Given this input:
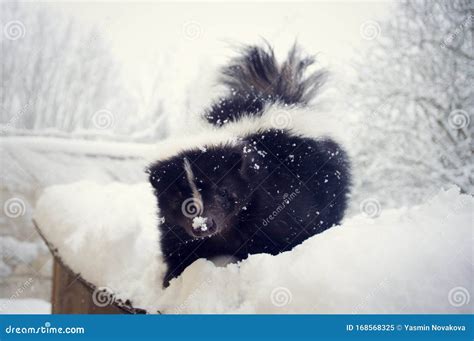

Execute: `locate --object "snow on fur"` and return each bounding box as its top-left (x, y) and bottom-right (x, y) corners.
top-left (34, 183), bottom-right (473, 314)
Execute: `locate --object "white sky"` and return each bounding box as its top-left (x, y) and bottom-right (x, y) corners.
top-left (35, 1), bottom-right (393, 130)
top-left (45, 1), bottom-right (392, 87)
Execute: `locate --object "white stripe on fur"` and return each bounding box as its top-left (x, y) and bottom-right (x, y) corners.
top-left (183, 157), bottom-right (203, 209)
top-left (148, 104), bottom-right (346, 162)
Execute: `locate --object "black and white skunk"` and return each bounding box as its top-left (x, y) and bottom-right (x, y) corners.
top-left (148, 43), bottom-right (351, 287)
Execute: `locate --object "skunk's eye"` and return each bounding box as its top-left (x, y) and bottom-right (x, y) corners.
top-left (218, 188), bottom-right (228, 197)
top-left (172, 199), bottom-right (182, 210)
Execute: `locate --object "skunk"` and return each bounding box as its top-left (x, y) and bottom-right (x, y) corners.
top-left (148, 43), bottom-right (351, 287)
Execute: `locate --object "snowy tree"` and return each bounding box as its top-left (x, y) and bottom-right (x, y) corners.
top-left (0, 2), bottom-right (165, 140)
top-left (350, 0), bottom-right (473, 207)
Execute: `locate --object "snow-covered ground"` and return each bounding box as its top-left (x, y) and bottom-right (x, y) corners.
top-left (0, 136), bottom-right (153, 303)
top-left (34, 182), bottom-right (473, 314)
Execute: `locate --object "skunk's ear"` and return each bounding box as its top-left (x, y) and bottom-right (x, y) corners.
top-left (240, 155), bottom-right (252, 179)
top-left (230, 149), bottom-right (253, 179)
top-left (228, 150), bottom-right (243, 168)
top-left (227, 149), bottom-right (247, 177)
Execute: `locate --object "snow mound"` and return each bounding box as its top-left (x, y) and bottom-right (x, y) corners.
top-left (34, 181), bottom-right (164, 313)
top-left (34, 183), bottom-right (473, 314)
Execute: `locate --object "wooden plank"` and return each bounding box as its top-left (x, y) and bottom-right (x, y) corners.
top-left (35, 220), bottom-right (149, 314)
top-left (51, 259), bottom-right (124, 314)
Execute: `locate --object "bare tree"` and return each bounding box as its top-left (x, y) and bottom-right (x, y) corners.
top-left (350, 0), bottom-right (473, 206)
top-left (0, 2), bottom-right (166, 140)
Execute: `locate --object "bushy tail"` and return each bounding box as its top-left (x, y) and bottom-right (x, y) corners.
top-left (205, 42), bottom-right (327, 126)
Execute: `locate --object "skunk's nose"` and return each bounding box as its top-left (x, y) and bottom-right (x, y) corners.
top-left (192, 218), bottom-right (218, 238)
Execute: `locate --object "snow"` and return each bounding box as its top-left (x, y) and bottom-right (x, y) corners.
top-left (0, 136), bottom-right (155, 193)
top-left (0, 237), bottom-right (46, 277)
top-left (34, 183), bottom-right (473, 314)
top-left (192, 217), bottom-right (208, 232)
top-left (1, 135), bottom-right (157, 159)
top-left (34, 182), bottom-right (164, 313)
top-left (0, 299), bottom-right (51, 314)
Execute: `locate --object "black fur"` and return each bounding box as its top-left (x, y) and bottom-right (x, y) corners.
top-left (205, 43), bottom-right (327, 126)
top-left (148, 43), bottom-right (350, 287)
top-left (148, 130), bottom-right (350, 287)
